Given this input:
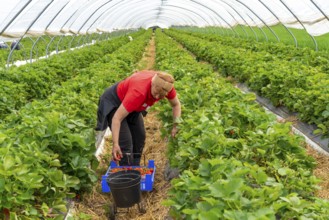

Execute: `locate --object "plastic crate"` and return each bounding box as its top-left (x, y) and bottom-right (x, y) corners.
top-left (101, 160), bottom-right (155, 193)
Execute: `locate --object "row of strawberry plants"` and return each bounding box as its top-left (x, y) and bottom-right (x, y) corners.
top-left (179, 28), bottom-right (329, 72)
top-left (166, 29), bottom-right (329, 138)
top-left (154, 30), bottom-right (329, 219)
top-left (0, 30), bottom-right (151, 219)
top-left (0, 31), bottom-right (144, 120)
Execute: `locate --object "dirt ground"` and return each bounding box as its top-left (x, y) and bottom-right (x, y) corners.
top-left (71, 34), bottom-right (329, 220)
top-left (306, 146), bottom-right (329, 198)
top-left (72, 110), bottom-right (170, 220)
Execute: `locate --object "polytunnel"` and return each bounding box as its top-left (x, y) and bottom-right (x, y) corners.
top-left (1, 0), bottom-right (329, 37)
top-left (1, 0), bottom-right (329, 219)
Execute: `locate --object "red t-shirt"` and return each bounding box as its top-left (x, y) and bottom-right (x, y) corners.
top-left (116, 71), bottom-right (176, 113)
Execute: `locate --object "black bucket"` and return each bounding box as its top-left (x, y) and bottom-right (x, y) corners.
top-left (107, 170), bottom-right (142, 208)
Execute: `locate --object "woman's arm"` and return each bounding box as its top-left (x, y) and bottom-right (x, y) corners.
top-left (111, 104), bottom-right (129, 160)
top-left (168, 96), bottom-right (181, 137)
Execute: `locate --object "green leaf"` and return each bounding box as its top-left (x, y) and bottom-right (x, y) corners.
top-left (162, 199), bottom-right (176, 206)
top-left (199, 211), bottom-right (219, 220)
top-left (53, 204), bottom-right (67, 213)
top-left (187, 147), bottom-right (198, 156)
top-left (322, 110), bottom-right (329, 118)
top-left (196, 201), bottom-right (212, 211)
top-left (0, 177), bottom-right (5, 193)
top-left (0, 133), bottom-right (7, 144)
top-left (289, 196), bottom-right (301, 206)
top-left (199, 161), bottom-right (211, 177)
top-left (182, 208), bottom-right (198, 215)
top-left (210, 178), bottom-right (243, 198)
top-left (50, 159), bottom-right (61, 167)
top-left (201, 197), bottom-right (219, 206)
top-left (41, 203), bottom-right (50, 217)
top-left (200, 113), bottom-right (209, 123)
top-left (29, 207), bottom-right (38, 216)
top-left (250, 169), bottom-right (268, 183)
top-left (278, 168), bottom-right (290, 176)
top-left (15, 165), bottom-right (30, 175)
top-left (3, 156), bottom-right (15, 170)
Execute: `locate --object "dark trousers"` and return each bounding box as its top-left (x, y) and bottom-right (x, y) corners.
top-left (108, 110), bottom-right (145, 166)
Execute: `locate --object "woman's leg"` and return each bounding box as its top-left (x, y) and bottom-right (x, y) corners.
top-left (108, 110), bottom-right (134, 165)
top-left (128, 113), bottom-right (146, 165)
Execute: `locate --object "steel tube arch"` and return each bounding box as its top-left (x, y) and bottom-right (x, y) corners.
top-left (237, 0), bottom-right (280, 42)
top-left (30, 36), bottom-right (41, 63)
top-left (98, 2), bottom-right (198, 30)
top-left (236, 0), bottom-right (279, 42)
top-left (126, 5), bottom-right (209, 26)
top-left (7, 0), bottom-right (54, 68)
top-left (212, 0), bottom-right (260, 39)
top-left (84, 2), bottom-right (209, 35)
top-left (233, 1), bottom-right (268, 41)
top-left (46, 35), bottom-right (56, 57)
top-left (217, 0), bottom-right (251, 38)
top-left (95, 0), bottom-right (203, 30)
top-left (126, 11), bottom-right (197, 29)
top-left (279, 0), bottom-right (318, 50)
top-left (190, 0), bottom-right (238, 37)
top-left (310, 0), bottom-right (329, 22)
top-left (0, 0), bottom-right (32, 35)
top-left (131, 13), bottom-right (194, 30)
top-left (258, 0), bottom-right (298, 47)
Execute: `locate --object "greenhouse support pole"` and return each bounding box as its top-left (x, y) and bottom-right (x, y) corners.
top-left (102, 33), bottom-right (107, 41)
top-left (45, 1), bottom-right (70, 31)
top-left (258, 0), bottom-right (298, 47)
top-left (97, 33), bottom-right (102, 42)
top-left (0, 0), bottom-right (32, 35)
top-left (73, 0), bottom-right (114, 39)
top-left (105, 5), bottom-right (205, 34)
top-left (224, 10), bottom-right (248, 38)
top-left (223, 0), bottom-right (260, 41)
top-left (234, 0), bottom-right (268, 41)
top-left (166, 5), bottom-right (214, 28)
top-left (219, 0), bottom-right (254, 39)
top-left (279, 0), bottom-right (318, 51)
top-left (6, 38), bottom-right (24, 68)
top-left (83, 34), bottom-right (91, 46)
top-left (46, 36), bottom-right (56, 58)
top-left (77, 35), bottom-right (87, 46)
top-left (30, 36), bottom-right (42, 63)
top-left (56, 35), bottom-right (65, 54)
top-left (68, 35), bottom-right (76, 49)
top-left (208, 0), bottom-right (245, 37)
top-left (213, 26), bottom-right (226, 36)
top-left (310, 0), bottom-right (329, 21)
top-left (191, 0), bottom-right (239, 37)
top-left (124, 1), bottom-right (206, 33)
top-left (104, 2), bottom-right (204, 35)
top-left (56, 0), bottom-right (91, 46)
top-left (7, 0), bottom-right (54, 68)
top-left (219, 7), bottom-right (243, 38)
top-left (236, 0), bottom-right (280, 42)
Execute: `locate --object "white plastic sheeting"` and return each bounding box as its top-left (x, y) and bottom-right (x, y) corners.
top-left (0, 0), bottom-right (329, 39)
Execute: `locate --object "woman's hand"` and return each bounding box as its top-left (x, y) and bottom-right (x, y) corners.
top-left (171, 125), bottom-right (178, 138)
top-left (112, 144), bottom-right (122, 161)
